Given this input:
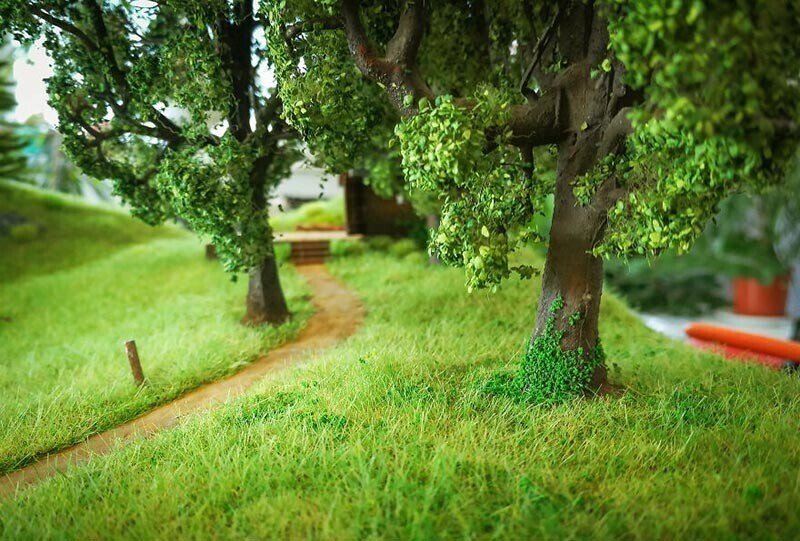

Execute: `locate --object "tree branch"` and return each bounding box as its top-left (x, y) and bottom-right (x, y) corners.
top-left (506, 88), bottom-right (569, 147)
top-left (519, 5), bottom-right (561, 101)
top-left (29, 5), bottom-right (100, 54)
top-left (385, 0), bottom-right (426, 64)
top-left (84, 0), bottom-right (185, 144)
top-left (772, 117), bottom-right (798, 136)
top-left (341, 0), bottom-right (380, 68)
top-left (341, 0), bottom-right (433, 115)
top-left (284, 16), bottom-right (343, 40)
top-left (598, 106), bottom-right (632, 157)
top-left (31, 3), bottom-right (183, 143)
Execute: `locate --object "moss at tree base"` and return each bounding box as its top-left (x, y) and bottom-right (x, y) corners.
top-left (486, 297), bottom-right (606, 405)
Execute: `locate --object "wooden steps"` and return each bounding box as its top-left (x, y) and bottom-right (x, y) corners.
top-left (289, 239), bottom-right (330, 265)
top-left (273, 230), bottom-right (362, 266)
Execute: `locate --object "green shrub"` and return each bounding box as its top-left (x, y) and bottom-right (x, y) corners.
top-left (9, 223), bottom-right (39, 242)
top-left (388, 238), bottom-right (418, 258)
top-left (273, 242), bottom-right (291, 263)
top-left (366, 235), bottom-right (393, 252)
top-left (330, 239), bottom-right (365, 257)
top-left (270, 197), bottom-right (345, 232)
top-left (403, 251), bottom-right (427, 265)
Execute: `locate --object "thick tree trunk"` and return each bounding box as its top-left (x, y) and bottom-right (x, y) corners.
top-left (531, 138), bottom-right (610, 392)
top-left (242, 254), bottom-right (291, 326)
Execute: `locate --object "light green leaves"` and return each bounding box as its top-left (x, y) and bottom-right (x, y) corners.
top-left (395, 88), bottom-right (546, 290)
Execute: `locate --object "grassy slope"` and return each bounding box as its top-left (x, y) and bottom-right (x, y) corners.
top-left (0, 182), bottom-right (311, 472)
top-left (2, 252), bottom-right (799, 539)
top-left (270, 196), bottom-right (345, 232)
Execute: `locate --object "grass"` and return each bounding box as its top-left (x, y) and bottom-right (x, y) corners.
top-left (0, 181), bottom-right (181, 282)
top-left (2, 252), bottom-right (799, 539)
top-left (0, 181), bottom-right (312, 473)
top-left (270, 196), bottom-right (345, 232)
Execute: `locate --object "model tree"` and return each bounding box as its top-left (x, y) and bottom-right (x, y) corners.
top-left (264, 0), bottom-right (800, 400)
top-left (1, 1), bottom-right (299, 325)
top-left (0, 47), bottom-right (26, 182)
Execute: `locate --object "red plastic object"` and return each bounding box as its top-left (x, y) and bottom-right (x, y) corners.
top-left (688, 338), bottom-right (787, 369)
top-left (686, 323), bottom-right (800, 362)
top-left (732, 276), bottom-right (788, 316)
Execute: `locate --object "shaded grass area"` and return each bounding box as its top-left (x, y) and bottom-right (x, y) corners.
top-left (2, 254), bottom-right (800, 539)
top-left (0, 181), bottom-right (183, 282)
top-left (0, 183), bottom-right (311, 473)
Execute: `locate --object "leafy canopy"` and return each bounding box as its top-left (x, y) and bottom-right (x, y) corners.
top-left (0, 47), bottom-right (26, 182)
top-left (1, 1), bottom-right (299, 273)
top-left (264, 0), bottom-right (800, 289)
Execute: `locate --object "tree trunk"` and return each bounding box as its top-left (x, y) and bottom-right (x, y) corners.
top-left (426, 213), bottom-right (441, 266)
top-left (530, 138), bottom-right (610, 392)
top-left (242, 254), bottom-right (291, 326)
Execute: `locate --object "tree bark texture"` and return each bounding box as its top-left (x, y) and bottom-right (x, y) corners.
top-left (242, 255), bottom-right (291, 326)
top-left (532, 135), bottom-right (610, 391)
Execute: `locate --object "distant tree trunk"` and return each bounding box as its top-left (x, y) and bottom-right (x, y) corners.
top-left (531, 137), bottom-right (610, 391)
top-left (426, 213), bottom-right (441, 265)
top-left (242, 254), bottom-right (291, 326)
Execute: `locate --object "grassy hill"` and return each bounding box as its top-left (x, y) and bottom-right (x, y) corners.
top-left (0, 181), bottom-right (311, 473)
top-left (2, 248), bottom-right (799, 539)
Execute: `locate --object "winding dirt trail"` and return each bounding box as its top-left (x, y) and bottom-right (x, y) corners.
top-left (0, 264), bottom-right (363, 499)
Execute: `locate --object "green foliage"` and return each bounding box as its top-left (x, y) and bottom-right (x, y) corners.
top-left (604, 253), bottom-right (727, 316)
top-left (273, 242), bottom-right (292, 264)
top-left (8, 223), bottom-right (38, 242)
top-left (387, 238), bottom-right (418, 259)
top-left (329, 238), bottom-right (365, 257)
top-left (599, 0), bottom-right (800, 258)
top-left (264, 0), bottom-right (800, 296)
top-left (154, 136), bottom-right (275, 273)
top-left (263, 1), bottom-right (556, 286)
top-left (270, 196), bottom-right (345, 232)
top-left (0, 51), bottom-right (26, 182)
top-left (396, 91), bottom-right (546, 290)
top-left (0, 1), bottom-right (300, 275)
top-left (365, 235), bottom-right (394, 252)
top-left (263, 1), bottom-right (395, 172)
top-left (490, 297), bottom-right (606, 404)
top-left (698, 171), bottom-right (800, 284)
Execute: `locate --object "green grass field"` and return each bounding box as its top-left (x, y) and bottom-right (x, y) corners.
top-left (2, 244), bottom-right (799, 538)
top-left (0, 181), bottom-right (311, 473)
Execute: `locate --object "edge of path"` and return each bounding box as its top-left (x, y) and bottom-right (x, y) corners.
top-left (0, 264), bottom-right (364, 500)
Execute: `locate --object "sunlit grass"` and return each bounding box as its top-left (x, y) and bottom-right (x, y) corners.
top-left (270, 196), bottom-right (345, 232)
top-left (0, 182), bottom-right (311, 473)
top-left (2, 253), bottom-right (799, 539)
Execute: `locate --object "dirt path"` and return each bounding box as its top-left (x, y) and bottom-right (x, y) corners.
top-left (0, 264), bottom-right (363, 499)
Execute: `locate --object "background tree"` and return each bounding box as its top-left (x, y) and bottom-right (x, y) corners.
top-left (264, 0), bottom-right (800, 400)
top-left (1, 0), bottom-right (299, 325)
top-left (0, 45), bottom-right (26, 182)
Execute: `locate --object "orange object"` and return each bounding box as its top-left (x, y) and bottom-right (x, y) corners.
top-left (732, 276), bottom-right (788, 316)
top-left (688, 338), bottom-right (787, 369)
top-left (686, 323), bottom-right (800, 362)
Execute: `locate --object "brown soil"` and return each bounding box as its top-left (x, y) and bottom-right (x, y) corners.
top-left (0, 264), bottom-right (364, 500)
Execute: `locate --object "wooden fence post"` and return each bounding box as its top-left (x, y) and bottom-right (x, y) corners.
top-left (125, 340), bottom-right (145, 386)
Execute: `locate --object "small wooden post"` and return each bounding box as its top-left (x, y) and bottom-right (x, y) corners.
top-left (125, 340), bottom-right (145, 386)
